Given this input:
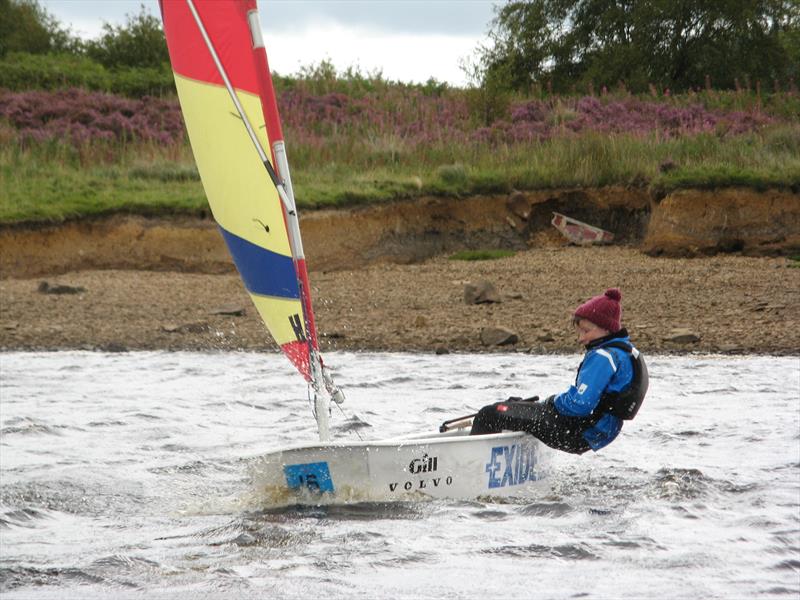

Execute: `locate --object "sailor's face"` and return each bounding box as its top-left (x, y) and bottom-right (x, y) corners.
top-left (574, 318), bottom-right (609, 345)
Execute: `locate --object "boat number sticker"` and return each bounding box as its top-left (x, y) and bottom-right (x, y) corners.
top-left (485, 444), bottom-right (538, 489)
top-left (284, 461), bottom-right (334, 493)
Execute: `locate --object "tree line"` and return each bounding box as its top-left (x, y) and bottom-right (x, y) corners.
top-left (0, 0), bottom-right (168, 69)
top-left (1, 0), bottom-right (798, 98)
top-left (475, 0), bottom-right (799, 94)
top-left (0, 0), bottom-right (173, 96)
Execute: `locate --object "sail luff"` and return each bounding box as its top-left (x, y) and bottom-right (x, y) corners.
top-left (241, 7), bottom-right (327, 443)
top-left (244, 3), bottom-right (332, 441)
top-left (245, 3), bottom-right (343, 440)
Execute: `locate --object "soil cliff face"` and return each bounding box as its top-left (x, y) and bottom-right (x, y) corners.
top-left (0, 187), bottom-right (797, 279)
top-left (642, 188), bottom-right (800, 256)
top-left (1, 216), bottom-right (231, 278)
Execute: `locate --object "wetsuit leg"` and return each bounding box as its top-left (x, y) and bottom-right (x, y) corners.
top-left (470, 400), bottom-right (591, 455)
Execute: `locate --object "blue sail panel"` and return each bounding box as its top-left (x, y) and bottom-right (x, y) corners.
top-left (219, 227), bottom-right (300, 299)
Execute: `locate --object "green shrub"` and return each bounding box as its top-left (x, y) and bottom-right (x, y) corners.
top-left (108, 64), bottom-right (174, 97)
top-left (0, 52), bottom-right (110, 91)
top-left (83, 6), bottom-right (168, 70)
top-left (0, 51), bottom-right (174, 96)
top-left (437, 163), bottom-right (468, 185)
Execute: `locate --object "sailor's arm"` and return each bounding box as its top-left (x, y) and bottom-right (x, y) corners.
top-left (553, 351), bottom-right (616, 417)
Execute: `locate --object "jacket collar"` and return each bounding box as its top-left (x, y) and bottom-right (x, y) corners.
top-left (585, 328), bottom-right (629, 351)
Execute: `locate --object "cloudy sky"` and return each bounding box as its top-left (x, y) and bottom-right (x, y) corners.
top-left (40, 0), bottom-right (500, 86)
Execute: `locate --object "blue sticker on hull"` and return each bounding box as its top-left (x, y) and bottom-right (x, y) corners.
top-left (485, 444), bottom-right (538, 489)
top-left (284, 461), bottom-right (334, 493)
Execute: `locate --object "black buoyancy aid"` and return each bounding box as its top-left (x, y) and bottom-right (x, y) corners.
top-left (593, 341), bottom-right (649, 420)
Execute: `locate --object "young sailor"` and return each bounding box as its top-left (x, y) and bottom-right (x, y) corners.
top-left (470, 288), bottom-right (648, 454)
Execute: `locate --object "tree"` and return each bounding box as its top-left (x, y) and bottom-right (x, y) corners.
top-left (84, 5), bottom-right (169, 69)
top-left (0, 0), bottom-right (78, 57)
top-left (478, 0), bottom-right (800, 93)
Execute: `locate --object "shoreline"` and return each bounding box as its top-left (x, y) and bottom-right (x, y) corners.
top-left (1, 246), bottom-right (797, 357)
top-left (0, 346), bottom-right (795, 358)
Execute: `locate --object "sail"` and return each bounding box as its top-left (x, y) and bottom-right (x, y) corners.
top-left (159, 0), bottom-right (317, 381)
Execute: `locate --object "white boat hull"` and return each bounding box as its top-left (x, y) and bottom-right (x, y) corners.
top-left (250, 430), bottom-right (548, 506)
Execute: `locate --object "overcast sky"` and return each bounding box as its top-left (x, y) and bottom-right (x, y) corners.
top-left (39, 0), bottom-right (501, 86)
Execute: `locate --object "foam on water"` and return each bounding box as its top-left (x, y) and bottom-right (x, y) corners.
top-left (0, 351), bottom-right (798, 599)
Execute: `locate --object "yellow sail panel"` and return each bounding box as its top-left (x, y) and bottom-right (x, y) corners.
top-left (174, 74), bottom-right (291, 256)
top-left (249, 294), bottom-right (307, 347)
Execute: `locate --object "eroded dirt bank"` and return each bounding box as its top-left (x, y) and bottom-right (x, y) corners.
top-left (2, 187), bottom-right (797, 279)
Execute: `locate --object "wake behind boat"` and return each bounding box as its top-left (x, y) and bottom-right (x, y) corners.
top-left (160, 0), bottom-right (547, 506)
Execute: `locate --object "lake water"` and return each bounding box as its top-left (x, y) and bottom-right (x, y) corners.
top-left (1, 351), bottom-right (798, 599)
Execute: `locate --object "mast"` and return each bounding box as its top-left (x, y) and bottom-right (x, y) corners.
top-left (180, 0), bottom-right (342, 440)
top-left (241, 5), bottom-right (331, 441)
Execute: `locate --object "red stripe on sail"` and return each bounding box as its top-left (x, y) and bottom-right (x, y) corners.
top-left (248, 26), bottom-right (320, 353)
top-left (159, 0), bottom-right (260, 95)
top-left (249, 40), bottom-right (319, 353)
top-left (250, 33), bottom-right (285, 149)
top-left (295, 259), bottom-right (319, 350)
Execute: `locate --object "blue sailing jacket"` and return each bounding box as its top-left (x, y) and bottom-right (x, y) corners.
top-left (553, 333), bottom-right (635, 450)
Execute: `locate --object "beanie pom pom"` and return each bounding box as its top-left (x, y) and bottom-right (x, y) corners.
top-left (604, 288), bottom-right (622, 302)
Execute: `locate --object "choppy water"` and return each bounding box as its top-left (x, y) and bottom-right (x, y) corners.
top-left (0, 351), bottom-right (798, 599)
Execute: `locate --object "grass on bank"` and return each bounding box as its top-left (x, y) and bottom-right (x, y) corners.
top-left (449, 249), bottom-right (517, 261)
top-left (0, 140), bottom-right (207, 222)
top-left (2, 125), bottom-right (799, 224)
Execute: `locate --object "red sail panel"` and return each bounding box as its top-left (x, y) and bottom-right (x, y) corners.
top-left (296, 258), bottom-right (319, 350)
top-left (160, 1), bottom-right (261, 93)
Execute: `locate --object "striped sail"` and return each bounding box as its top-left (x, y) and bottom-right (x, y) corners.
top-left (160, 0), bottom-right (317, 381)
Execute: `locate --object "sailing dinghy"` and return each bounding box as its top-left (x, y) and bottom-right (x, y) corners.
top-left (160, 0), bottom-right (547, 505)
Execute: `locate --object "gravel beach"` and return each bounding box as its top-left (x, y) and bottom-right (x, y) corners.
top-left (2, 246), bottom-right (797, 356)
